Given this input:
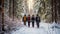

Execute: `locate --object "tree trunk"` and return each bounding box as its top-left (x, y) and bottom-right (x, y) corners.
top-left (51, 0), bottom-right (54, 22)
top-left (13, 0), bottom-right (14, 21)
top-left (54, 0), bottom-right (57, 23)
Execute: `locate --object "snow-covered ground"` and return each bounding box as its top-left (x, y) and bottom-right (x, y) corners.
top-left (5, 21), bottom-right (60, 34)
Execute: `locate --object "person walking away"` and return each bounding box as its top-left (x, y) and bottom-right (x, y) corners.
top-left (23, 15), bottom-right (27, 25)
top-left (36, 14), bottom-right (40, 28)
top-left (31, 15), bottom-right (35, 27)
top-left (27, 15), bottom-right (30, 27)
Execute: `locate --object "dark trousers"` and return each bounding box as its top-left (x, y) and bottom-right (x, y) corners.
top-left (36, 22), bottom-right (39, 28)
top-left (28, 21), bottom-right (30, 27)
top-left (32, 22), bottom-right (34, 27)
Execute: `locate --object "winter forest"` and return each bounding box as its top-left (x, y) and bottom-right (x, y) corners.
top-left (0, 0), bottom-right (60, 34)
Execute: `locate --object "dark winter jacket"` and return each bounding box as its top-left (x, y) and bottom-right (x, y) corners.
top-left (31, 16), bottom-right (35, 22)
top-left (36, 16), bottom-right (40, 23)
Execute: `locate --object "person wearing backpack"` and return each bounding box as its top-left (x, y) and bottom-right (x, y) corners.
top-left (27, 14), bottom-right (31, 27)
top-left (36, 14), bottom-right (40, 28)
top-left (23, 14), bottom-right (27, 25)
top-left (31, 15), bottom-right (35, 27)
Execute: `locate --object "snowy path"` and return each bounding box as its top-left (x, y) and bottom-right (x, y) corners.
top-left (4, 15), bottom-right (60, 34)
top-left (10, 22), bottom-right (60, 34)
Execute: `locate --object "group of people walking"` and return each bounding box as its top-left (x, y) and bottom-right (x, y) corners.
top-left (22, 14), bottom-right (40, 28)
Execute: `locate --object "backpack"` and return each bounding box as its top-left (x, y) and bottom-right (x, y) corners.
top-left (28, 16), bottom-right (30, 21)
top-left (24, 16), bottom-right (26, 21)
